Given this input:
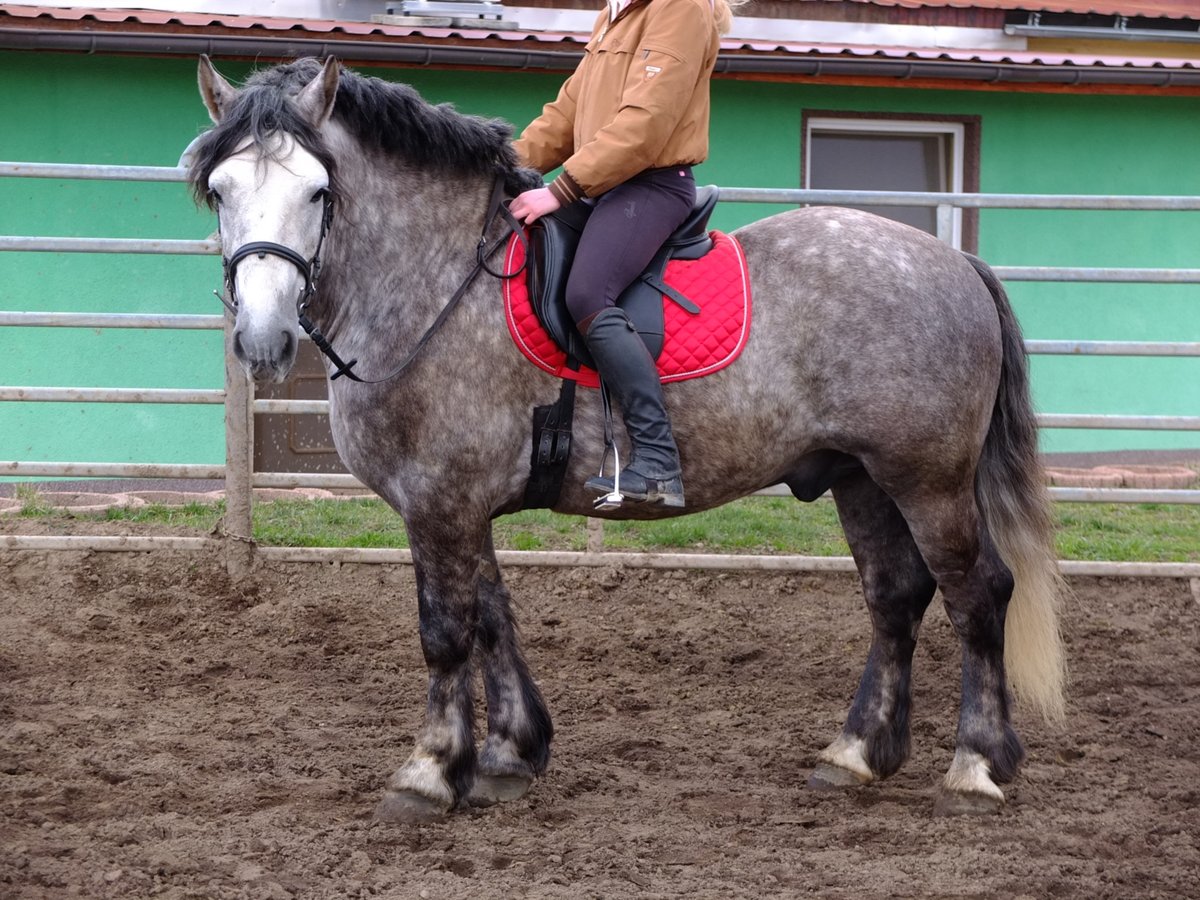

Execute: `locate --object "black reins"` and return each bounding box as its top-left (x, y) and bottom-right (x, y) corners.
top-left (218, 174), bottom-right (525, 384)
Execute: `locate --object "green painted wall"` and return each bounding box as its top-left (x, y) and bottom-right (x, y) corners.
top-left (2, 51), bottom-right (1198, 470)
top-left (0, 53), bottom-right (224, 471)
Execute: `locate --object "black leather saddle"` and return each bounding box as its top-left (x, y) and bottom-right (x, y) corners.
top-left (524, 185), bottom-right (719, 369)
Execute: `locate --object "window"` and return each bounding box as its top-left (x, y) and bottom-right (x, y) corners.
top-left (803, 114), bottom-right (979, 251)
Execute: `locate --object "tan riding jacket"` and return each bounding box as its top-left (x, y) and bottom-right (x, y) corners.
top-left (513, 0), bottom-right (720, 203)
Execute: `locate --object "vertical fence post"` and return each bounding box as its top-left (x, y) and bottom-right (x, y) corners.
top-left (936, 203), bottom-right (955, 245)
top-left (586, 517), bottom-right (605, 554)
top-left (223, 317), bottom-right (255, 579)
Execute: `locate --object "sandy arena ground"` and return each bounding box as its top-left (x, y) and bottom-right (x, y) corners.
top-left (1, 532), bottom-right (1198, 898)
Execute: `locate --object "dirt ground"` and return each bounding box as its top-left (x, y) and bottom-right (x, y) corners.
top-left (1, 535), bottom-right (1198, 899)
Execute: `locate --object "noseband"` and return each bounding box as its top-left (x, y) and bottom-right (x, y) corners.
top-left (219, 191), bottom-right (333, 316)
top-left (218, 193), bottom-right (362, 378)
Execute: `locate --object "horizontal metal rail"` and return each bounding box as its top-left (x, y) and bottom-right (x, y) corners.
top-left (8, 235), bottom-right (1200, 284)
top-left (252, 482), bottom-right (1200, 504)
top-left (0, 462), bottom-right (367, 490)
top-left (2, 461), bottom-right (225, 479)
top-left (254, 399), bottom-right (329, 415)
top-left (4, 315), bottom-right (1195, 357)
top-left (1025, 341), bottom-right (1200, 357)
top-left (764, 483), bottom-right (1200, 504)
top-left (0, 387), bottom-right (224, 404)
top-left (0, 311), bottom-right (224, 329)
top-left (0, 236), bottom-right (219, 255)
top-left (717, 187), bottom-right (1200, 211)
top-left (2, 535), bottom-right (1197, 579)
top-left (251, 398), bottom-right (1200, 433)
top-left (4, 165), bottom-right (1197, 210)
top-left (1039, 414), bottom-right (1200, 430)
top-left (0, 162), bottom-right (187, 182)
top-left (3, 460), bottom-right (1194, 504)
top-left (995, 267), bottom-right (1200, 283)
top-left (253, 472), bottom-right (366, 489)
top-left (1048, 487), bottom-right (1200, 504)
top-left (1, 536), bottom-right (221, 552)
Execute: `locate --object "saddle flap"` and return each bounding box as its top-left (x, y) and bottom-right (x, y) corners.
top-left (527, 212), bottom-right (583, 357)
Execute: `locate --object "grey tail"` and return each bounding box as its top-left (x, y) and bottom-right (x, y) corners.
top-left (964, 253), bottom-right (1067, 724)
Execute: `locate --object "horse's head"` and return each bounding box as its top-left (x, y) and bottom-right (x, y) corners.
top-left (192, 56), bottom-right (340, 384)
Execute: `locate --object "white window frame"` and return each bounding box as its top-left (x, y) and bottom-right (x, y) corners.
top-left (805, 117), bottom-right (966, 249)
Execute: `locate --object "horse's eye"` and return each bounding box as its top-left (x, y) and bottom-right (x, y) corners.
top-left (207, 189), bottom-right (222, 207)
top-left (311, 188), bottom-right (329, 204)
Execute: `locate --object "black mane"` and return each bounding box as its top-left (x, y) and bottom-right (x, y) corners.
top-left (188, 58), bottom-right (538, 208)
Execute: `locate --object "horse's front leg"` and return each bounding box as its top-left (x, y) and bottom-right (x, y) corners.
top-left (375, 519), bottom-right (486, 823)
top-left (469, 531), bottom-right (554, 806)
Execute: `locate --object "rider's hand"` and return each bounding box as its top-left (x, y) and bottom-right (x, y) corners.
top-left (509, 187), bottom-right (561, 225)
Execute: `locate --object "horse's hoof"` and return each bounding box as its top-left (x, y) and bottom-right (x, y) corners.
top-left (933, 789), bottom-right (1004, 817)
top-left (467, 773), bottom-right (534, 807)
top-left (807, 762), bottom-right (869, 790)
top-left (373, 789), bottom-right (451, 824)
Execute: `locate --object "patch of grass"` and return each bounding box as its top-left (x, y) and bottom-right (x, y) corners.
top-left (493, 508), bottom-right (588, 552)
top-left (105, 500), bottom-right (226, 530)
top-left (15, 484), bottom-right (52, 516)
top-left (253, 498), bottom-right (408, 548)
top-left (13, 492), bottom-right (1200, 563)
top-left (604, 497), bottom-right (850, 555)
top-left (1053, 503), bottom-right (1200, 563)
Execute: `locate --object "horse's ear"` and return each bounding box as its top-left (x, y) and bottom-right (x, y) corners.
top-left (295, 57), bottom-right (340, 128)
top-left (198, 55), bottom-right (239, 124)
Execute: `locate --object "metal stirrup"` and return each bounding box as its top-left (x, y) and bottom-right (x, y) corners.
top-left (593, 379), bottom-right (624, 510)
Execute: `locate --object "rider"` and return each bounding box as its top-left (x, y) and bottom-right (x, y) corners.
top-left (509, 0), bottom-right (736, 508)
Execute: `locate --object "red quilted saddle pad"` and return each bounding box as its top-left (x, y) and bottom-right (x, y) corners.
top-left (502, 230), bottom-right (752, 388)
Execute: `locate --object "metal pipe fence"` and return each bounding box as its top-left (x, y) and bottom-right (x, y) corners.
top-left (2, 160), bottom-right (1197, 577)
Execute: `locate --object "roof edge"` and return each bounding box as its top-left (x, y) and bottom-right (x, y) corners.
top-left (0, 16), bottom-right (1197, 89)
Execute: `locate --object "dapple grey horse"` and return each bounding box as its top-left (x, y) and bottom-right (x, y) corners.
top-left (189, 56), bottom-right (1064, 820)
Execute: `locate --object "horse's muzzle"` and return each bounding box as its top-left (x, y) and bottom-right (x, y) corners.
top-left (232, 325), bottom-right (297, 384)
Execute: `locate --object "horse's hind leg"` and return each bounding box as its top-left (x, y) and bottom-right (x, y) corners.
top-left (469, 532), bottom-right (554, 806)
top-left (895, 482), bottom-right (1024, 815)
top-left (811, 470), bottom-right (938, 789)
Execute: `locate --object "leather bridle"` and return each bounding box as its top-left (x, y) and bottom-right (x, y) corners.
top-left (219, 190), bottom-right (334, 318)
top-left (216, 175), bottom-right (523, 384)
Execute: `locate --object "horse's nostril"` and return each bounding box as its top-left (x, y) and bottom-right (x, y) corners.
top-left (280, 329), bottom-right (295, 361)
top-left (232, 330), bottom-right (246, 360)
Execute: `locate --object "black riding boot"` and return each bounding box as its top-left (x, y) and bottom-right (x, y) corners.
top-left (582, 307), bottom-right (685, 508)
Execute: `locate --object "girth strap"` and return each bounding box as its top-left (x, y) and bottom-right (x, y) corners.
top-left (522, 376), bottom-right (577, 510)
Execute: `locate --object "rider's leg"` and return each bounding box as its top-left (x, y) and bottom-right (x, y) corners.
top-left (581, 306), bottom-right (685, 506)
top-left (564, 167), bottom-right (695, 506)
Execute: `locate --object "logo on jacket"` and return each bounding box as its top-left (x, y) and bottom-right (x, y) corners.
top-left (644, 65), bottom-right (662, 79)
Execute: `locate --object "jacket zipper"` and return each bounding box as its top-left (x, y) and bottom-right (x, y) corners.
top-left (597, 0), bottom-right (645, 46)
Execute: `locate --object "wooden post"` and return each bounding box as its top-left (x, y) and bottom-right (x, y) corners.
top-left (586, 516), bottom-right (605, 555)
top-left (223, 319), bottom-right (255, 579)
